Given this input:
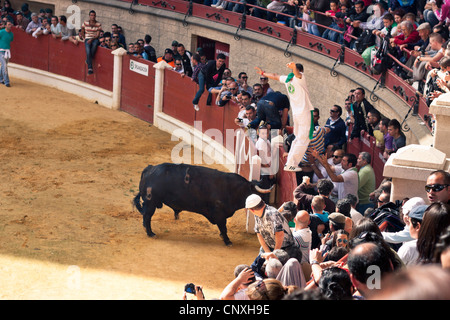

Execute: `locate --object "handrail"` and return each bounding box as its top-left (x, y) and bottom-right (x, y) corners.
top-left (94, 0), bottom-right (431, 131)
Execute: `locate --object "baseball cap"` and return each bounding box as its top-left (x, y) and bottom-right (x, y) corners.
top-left (328, 212), bottom-right (346, 225)
top-left (402, 197), bottom-right (426, 216)
top-left (408, 205), bottom-right (428, 221)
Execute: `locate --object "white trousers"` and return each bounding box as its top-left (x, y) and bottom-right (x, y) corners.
top-left (285, 113), bottom-right (310, 167)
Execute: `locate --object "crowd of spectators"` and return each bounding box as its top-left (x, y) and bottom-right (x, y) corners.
top-left (3, 0), bottom-right (449, 301)
top-left (185, 170), bottom-right (450, 300)
top-left (199, 0), bottom-right (450, 106)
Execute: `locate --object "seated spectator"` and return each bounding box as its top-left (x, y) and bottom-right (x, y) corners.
top-left (389, 20), bottom-right (420, 61)
top-left (359, 1), bottom-right (387, 33)
top-left (192, 53), bottom-right (226, 111)
top-left (424, 55), bottom-right (450, 105)
top-left (373, 13), bottom-right (397, 46)
top-left (80, 10), bottom-right (102, 75)
top-left (423, 0), bottom-right (440, 28)
top-left (14, 11), bottom-right (29, 31)
top-left (409, 32), bottom-right (445, 88)
top-left (322, 0), bottom-right (347, 43)
top-left (324, 104), bottom-right (346, 149)
top-left (59, 15), bottom-right (78, 45)
top-left (344, 1), bottom-right (370, 48)
top-left (387, 119), bottom-right (406, 153)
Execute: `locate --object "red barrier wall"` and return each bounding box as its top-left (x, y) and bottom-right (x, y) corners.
top-left (10, 29), bottom-right (113, 92)
top-left (121, 55), bottom-right (155, 123)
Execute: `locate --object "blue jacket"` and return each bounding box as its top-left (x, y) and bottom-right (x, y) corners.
top-left (324, 117), bottom-right (347, 147)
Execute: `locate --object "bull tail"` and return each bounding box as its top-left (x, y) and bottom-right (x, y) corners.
top-left (133, 192), bottom-right (144, 214)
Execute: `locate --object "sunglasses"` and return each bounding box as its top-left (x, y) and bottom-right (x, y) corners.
top-left (333, 155), bottom-right (342, 159)
top-left (425, 184), bottom-right (448, 193)
top-left (260, 77), bottom-right (268, 80)
top-left (337, 239), bottom-right (348, 244)
top-left (330, 109), bottom-right (339, 113)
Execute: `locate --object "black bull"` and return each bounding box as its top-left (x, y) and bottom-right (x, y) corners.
top-left (133, 163), bottom-right (273, 246)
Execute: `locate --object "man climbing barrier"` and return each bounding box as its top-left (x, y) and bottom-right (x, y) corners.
top-left (255, 62), bottom-right (315, 172)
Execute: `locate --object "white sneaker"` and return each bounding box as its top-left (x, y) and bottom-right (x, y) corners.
top-left (284, 165), bottom-right (302, 172)
top-left (211, 4), bottom-right (217, 7)
top-left (194, 104), bottom-right (200, 111)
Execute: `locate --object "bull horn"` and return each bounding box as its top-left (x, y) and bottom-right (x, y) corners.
top-left (255, 185), bottom-right (274, 194)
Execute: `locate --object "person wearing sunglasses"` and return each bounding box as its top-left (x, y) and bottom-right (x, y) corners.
top-left (324, 105), bottom-right (347, 150)
top-left (425, 170), bottom-right (450, 204)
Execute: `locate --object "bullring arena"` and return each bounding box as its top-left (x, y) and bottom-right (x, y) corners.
top-left (0, 78), bottom-right (260, 300)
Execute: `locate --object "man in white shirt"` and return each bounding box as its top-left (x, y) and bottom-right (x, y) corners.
top-left (292, 210), bottom-right (312, 263)
top-left (255, 62), bottom-right (315, 172)
top-left (312, 150), bottom-right (359, 201)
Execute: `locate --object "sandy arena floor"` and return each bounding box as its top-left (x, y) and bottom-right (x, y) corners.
top-left (0, 77), bottom-right (260, 300)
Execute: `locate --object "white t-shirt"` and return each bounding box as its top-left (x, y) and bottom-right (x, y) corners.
top-left (255, 138), bottom-right (272, 176)
top-left (292, 228), bottom-right (312, 263)
top-left (337, 168), bottom-right (359, 201)
top-left (279, 75), bottom-right (314, 116)
top-left (398, 239), bottom-right (419, 266)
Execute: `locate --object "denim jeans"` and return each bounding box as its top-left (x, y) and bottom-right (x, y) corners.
top-left (0, 51), bottom-right (10, 86)
top-left (192, 72), bottom-right (206, 105)
top-left (322, 23), bottom-right (344, 43)
top-left (85, 38), bottom-right (100, 70)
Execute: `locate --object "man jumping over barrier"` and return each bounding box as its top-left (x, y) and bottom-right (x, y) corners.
top-left (255, 62), bottom-right (315, 172)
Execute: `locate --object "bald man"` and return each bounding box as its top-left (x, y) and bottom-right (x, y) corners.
top-left (292, 210), bottom-right (312, 263)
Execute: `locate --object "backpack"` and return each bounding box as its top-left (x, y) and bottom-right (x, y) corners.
top-left (354, 29), bottom-right (376, 54)
top-left (370, 39), bottom-right (390, 75)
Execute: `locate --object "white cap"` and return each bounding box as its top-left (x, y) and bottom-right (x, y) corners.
top-left (245, 194), bottom-right (262, 209)
top-left (402, 197), bottom-right (426, 216)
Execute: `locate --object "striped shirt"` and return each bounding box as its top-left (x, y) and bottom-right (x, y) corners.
top-left (82, 20), bottom-right (101, 39)
top-left (302, 126), bottom-right (326, 164)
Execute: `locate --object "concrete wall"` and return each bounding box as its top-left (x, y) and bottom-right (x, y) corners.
top-left (11, 0), bottom-right (431, 145)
